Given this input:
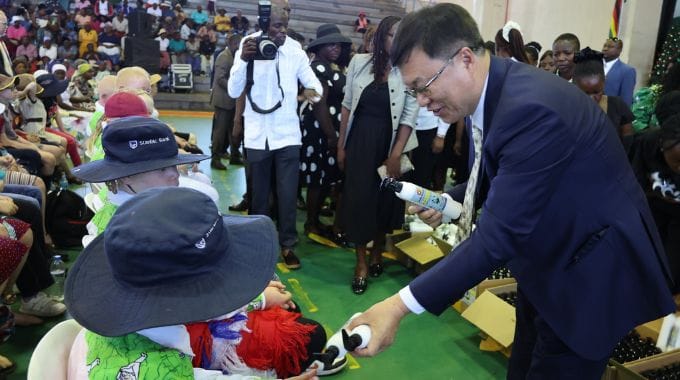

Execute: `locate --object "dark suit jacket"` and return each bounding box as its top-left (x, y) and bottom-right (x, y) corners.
top-left (604, 59), bottom-right (636, 106)
top-left (410, 57), bottom-right (674, 360)
top-left (210, 48), bottom-right (236, 110)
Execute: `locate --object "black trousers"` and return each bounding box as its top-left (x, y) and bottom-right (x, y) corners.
top-left (410, 128), bottom-right (439, 188)
top-left (5, 147), bottom-right (42, 175)
top-left (9, 196), bottom-right (53, 298)
top-left (211, 107), bottom-right (237, 157)
top-left (507, 289), bottom-right (608, 379)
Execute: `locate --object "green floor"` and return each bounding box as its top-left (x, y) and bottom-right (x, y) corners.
top-left (2, 116), bottom-right (507, 379)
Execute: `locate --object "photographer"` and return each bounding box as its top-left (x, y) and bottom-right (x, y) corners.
top-left (228, 1), bottom-right (322, 269)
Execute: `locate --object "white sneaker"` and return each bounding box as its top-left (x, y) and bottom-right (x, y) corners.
top-left (19, 292), bottom-right (67, 317)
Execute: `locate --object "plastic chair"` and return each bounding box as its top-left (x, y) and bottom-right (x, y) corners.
top-left (27, 319), bottom-right (83, 380)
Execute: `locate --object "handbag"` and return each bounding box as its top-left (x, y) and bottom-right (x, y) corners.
top-left (376, 154), bottom-right (414, 180)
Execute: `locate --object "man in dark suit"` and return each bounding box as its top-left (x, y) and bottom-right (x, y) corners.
top-left (603, 37), bottom-right (636, 106)
top-left (209, 34), bottom-right (242, 169)
top-left (348, 4), bottom-right (674, 378)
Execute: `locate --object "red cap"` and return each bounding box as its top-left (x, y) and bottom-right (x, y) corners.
top-left (105, 92), bottom-right (148, 119)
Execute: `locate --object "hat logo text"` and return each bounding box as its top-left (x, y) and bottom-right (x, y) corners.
top-left (129, 140), bottom-right (138, 149)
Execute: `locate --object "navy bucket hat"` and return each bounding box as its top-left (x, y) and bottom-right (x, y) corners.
top-left (72, 116), bottom-right (209, 182)
top-left (65, 187), bottom-right (279, 336)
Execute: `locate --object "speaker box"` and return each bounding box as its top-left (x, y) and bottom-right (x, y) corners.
top-left (128, 10), bottom-right (153, 38)
top-left (124, 37), bottom-right (160, 74)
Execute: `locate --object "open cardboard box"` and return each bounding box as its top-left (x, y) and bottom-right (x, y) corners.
top-left (453, 276), bottom-right (516, 314)
top-left (461, 283), bottom-right (517, 356)
top-left (601, 315), bottom-right (677, 380)
top-left (392, 233), bottom-right (453, 275)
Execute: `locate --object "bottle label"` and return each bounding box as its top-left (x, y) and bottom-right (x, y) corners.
top-left (412, 187), bottom-right (446, 212)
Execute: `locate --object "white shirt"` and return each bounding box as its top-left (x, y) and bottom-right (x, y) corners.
top-left (399, 74), bottom-right (489, 315)
top-left (155, 36), bottom-right (169, 52)
top-left (39, 44), bottom-right (58, 60)
top-left (98, 0), bottom-right (110, 16)
top-left (146, 6), bottom-right (162, 17)
top-left (112, 17), bottom-right (128, 34)
top-left (228, 32), bottom-right (322, 150)
top-left (603, 57), bottom-right (619, 76)
top-left (414, 107), bottom-right (449, 137)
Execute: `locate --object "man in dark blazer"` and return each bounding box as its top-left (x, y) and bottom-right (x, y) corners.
top-left (603, 37), bottom-right (636, 106)
top-left (209, 34), bottom-right (241, 169)
top-left (348, 4), bottom-right (674, 378)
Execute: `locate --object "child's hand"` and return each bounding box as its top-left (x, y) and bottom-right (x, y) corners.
top-left (264, 281), bottom-right (296, 310)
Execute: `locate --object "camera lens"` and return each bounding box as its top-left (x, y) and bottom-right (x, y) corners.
top-left (259, 40), bottom-right (278, 59)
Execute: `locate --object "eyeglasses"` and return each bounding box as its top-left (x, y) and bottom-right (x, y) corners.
top-left (404, 45), bottom-right (468, 98)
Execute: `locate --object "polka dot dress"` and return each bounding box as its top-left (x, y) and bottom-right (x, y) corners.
top-left (0, 217), bottom-right (29, 284)
top-left (299, 60), bottom-right (346, 187)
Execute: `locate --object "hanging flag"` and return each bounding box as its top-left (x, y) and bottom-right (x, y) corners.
top-left (609, 0), bottom-right (623, 38)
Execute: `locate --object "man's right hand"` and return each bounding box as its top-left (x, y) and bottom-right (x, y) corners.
top-left (240, 37), bottom-right (257, 61)
top-left (407, 205), bottom-right (443, 229)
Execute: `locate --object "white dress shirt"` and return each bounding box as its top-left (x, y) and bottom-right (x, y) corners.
top-left (400, 74), bottom-right (489, 314)
top-left (228, 32), bottom-right (322, 150)
top-left (414, 106), bottom-right (450, 137)
top-left (603, 58), bottom-right (619, 76)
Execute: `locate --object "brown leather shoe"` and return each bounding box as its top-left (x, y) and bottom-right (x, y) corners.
top-left (281, 248), bottom-right (301, 269)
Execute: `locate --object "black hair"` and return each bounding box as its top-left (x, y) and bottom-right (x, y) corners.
top-left (553, 33), bottom-right (581, 51)
top-left (391, 3), bottom-right (484, 68)
top-left (371, 15), bottom-right (401, 82)
top-left (525, 41), bottom-right (541, 62)
top-left (655, 90), bottom-right (680, 126)
top-left (660, 113), bottom-right (680, 151)
top-left (494, 28), bottom-right (529, 63)
top-left (484, 40), bottom-right (495, 56)
top-left (540, 50), bottom-right (553, 62)
top-left (661, 63), bottom-right (680, 95)
top-left (573, 47), bottom-right (604, 81)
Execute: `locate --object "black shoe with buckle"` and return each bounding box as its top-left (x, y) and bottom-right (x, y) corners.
top-left (281, 249), bottom-right (301, 269)
top-left (210, 158), bottom-right (227, 170)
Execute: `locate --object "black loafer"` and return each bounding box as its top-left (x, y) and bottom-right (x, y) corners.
top-left (281, 249), bottom-right (301, 270)
top-left (228, 199), bottom-right (248, 212)
top-left (351, 276), bottom-right (367, 294)
top-left (369, 263), bottom-right (384, 277)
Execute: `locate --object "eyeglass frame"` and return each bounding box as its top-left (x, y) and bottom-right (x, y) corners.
top-left (404, 45), bottom-right (471, 98)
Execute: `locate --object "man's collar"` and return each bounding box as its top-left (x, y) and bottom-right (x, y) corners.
top-left (471, 73), bottom-right (489, 130)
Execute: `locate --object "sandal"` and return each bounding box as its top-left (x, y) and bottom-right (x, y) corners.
top-left (0, 355), bottom-right (16, 376)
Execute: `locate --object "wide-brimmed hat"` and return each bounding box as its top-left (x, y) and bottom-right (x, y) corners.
top-left (71, 116), bottom-right (209, 182)
top-left (65, 187), bottom-right (278, 337)
top-left (34, 73), bottom-right (68, 98)
top-left (307, 24), bottom-right (351, 51)
top-left (14, 73), bottom-right (44, 95)
top-left (0, 74), bottom-right (18, 91)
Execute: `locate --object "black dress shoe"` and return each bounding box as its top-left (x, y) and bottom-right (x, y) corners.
top-left (229, 156), bottom-right (244, 165)
top-left (210, 158), bottom-right (227, 170)
top-left (281, 249), bottom-right (301, 269)
top-left (228, 199), bottom-right (248, 212)
top-left (352, 277), bottom-right (367, 294)
top-left (369, 263), bottom-right (384, 277)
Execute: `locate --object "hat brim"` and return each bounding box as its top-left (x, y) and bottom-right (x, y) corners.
top-left (38, 78), bottom-right (69, 98)
top-left (0, 76), bottom-right (19, 91)
top-left (72, 153), bottom-right (209, 182)
top-left (307, 34), bottom-right (352, 51)
top-left (65, 214), bottom-right (278, 337)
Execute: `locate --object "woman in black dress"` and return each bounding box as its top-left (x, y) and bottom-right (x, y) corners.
top-left (338, 16), bottom-right (417, 294)
top-left (573, 48), bottom-right (634, 139)
top-left (299, 24), bottom-right (351, 238)
top-left (626, 104), bottom-right (680, 292)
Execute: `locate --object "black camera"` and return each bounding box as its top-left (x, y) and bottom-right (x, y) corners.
top-left (254, 0), bottom-right (277, 60)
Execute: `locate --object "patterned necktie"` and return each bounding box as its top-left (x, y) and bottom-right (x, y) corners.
top-left (455, 124), bottom-right (482, 244)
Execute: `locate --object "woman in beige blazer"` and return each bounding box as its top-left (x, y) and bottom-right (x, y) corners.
top-left (337, 16), bottom-right (418, 295)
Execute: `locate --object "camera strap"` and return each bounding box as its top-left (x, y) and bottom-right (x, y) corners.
top-left (245, 57), bottom-right (284, 114)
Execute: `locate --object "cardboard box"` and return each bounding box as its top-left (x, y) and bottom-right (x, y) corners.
top-left (462, 283), bottom-right (517, 352)
top-left (607, 350), bottom-right (680, 380)
top-left (392, 234), bottom-right (452, 274)
top-left (453, 276), bottom-right (517, 314)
